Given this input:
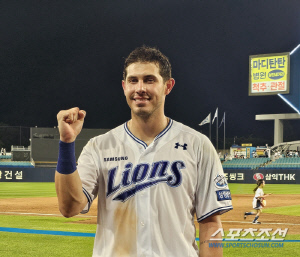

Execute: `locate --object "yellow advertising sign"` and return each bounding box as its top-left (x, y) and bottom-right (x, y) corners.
top-left (249, 52), bottom-right (290, 95)
top-left (256, 149), bottom-right (266, 156)
top-left (241, 143), bottom-right (252, 146)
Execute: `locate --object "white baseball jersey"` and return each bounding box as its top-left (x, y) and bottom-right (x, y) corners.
top-left (77, 119), bottom-right (232, 257)
top-left (253, 188), bottom-right (264, 209)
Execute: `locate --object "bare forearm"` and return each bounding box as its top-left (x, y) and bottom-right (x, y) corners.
top-left (199, 214), bottom-right (223, 257)
top-left (55, 108), bottom-right (88, 217)
top-left (263, 193), bottom-right (271, 197)
top-left (257, 193), bottom-right (271, 199)
top-left (55, 170), bottom-right (87, 217)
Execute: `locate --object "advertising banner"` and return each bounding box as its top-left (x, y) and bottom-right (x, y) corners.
top-left (249, 52), bottom-right (290, 95)
top-left (224, 169), bottom-right (299, 184)
top-left (0, 168), bottom-right (55, 182)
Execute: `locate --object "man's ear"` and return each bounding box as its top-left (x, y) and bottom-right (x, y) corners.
top-left (165, 78), bottom-right (175, 95)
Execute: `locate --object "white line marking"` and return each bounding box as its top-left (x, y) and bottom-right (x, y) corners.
top-left (221, 220), bottom-right (300, 226)
top-left (193, 218), bottom-right (300, 226)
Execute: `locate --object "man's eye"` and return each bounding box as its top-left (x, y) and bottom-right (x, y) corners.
top-left (146, 78), bottom-right (154, 83)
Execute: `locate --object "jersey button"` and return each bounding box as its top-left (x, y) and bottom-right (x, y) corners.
top-left (140, 221), bottom-right (145, 227)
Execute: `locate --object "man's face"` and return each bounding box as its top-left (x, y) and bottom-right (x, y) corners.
top-left (122, 62), bottom-right (174, 119)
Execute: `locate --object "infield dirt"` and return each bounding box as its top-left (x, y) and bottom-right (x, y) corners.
top-left (1, 194), bottom-right (300, 235)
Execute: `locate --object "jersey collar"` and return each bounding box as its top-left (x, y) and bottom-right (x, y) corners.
top-left (124, 118), bottom-right (173, 149)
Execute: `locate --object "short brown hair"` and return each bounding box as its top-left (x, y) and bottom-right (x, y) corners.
top-left (123, 45), bottom-right (172, 83)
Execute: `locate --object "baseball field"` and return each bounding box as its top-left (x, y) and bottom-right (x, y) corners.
top-left (0, 182), bottom-right (299, 256)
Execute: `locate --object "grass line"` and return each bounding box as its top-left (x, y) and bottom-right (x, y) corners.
top-left (228, 183), bottom-right (300, 195)
top-left (264, 205), bottom-right (300, 217)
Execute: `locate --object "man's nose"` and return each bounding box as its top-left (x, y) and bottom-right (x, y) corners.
top-left (135, 80), bottom-right (146, 92)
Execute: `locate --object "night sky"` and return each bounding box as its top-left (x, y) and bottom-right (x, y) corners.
top-left (1, 1), bottom-right (300, 145)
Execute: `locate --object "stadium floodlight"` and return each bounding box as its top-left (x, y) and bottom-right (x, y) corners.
top-left (290, 44), bottom-right (300, 55)
top-left (278, 94), bottom-right (300, 114)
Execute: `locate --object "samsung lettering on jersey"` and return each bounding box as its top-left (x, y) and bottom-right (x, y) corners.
top-left (106, 160), bottom-right (185, 202)
top-left (103, 156), bottom-right (128, 162)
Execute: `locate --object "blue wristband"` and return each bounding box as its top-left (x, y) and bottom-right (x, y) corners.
top-left (56, 141), bottom-right (77, 174)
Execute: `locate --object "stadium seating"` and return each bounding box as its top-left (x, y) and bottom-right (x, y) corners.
top-left (263, 157), bottom-right (300, 169)
top-left (0, 161), bottom-right (35, 168)
top-left (222, 157), bottom-right (300, 170)
top-left (222, 158), bottom-right (270, 169)
top-left (0, 155), bottom-right (11, 159)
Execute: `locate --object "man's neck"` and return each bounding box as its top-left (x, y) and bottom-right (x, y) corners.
top-left (127, 114), bottom-right (169, 146)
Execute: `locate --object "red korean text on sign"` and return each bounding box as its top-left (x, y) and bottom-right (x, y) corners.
top-left (259, 83), bottom-right (267, 91)
top-left (252, 83), bottom-right (259, 92)
top-left (271, 82), bottom-right (278, 91)
top-left (277, 81), bottom-right (285, 90)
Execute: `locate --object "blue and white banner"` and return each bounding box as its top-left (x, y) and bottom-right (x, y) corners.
top-left (199, 113), bottom-right (211, 126)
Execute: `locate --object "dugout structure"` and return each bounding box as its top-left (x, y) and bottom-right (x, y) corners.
top-left (11, 145), bottom-right (31, 161)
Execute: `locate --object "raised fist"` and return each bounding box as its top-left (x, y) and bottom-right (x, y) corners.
top-left (57, 107), bottom-right (86, 143)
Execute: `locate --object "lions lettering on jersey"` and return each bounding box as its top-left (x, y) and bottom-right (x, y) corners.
top-left (106, 160), bottom-right (186, 202)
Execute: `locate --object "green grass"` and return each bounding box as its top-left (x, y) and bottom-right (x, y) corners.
top-left (0, 232), bottom-right (94, 257)
top-left (0, 215), bottom-right (96, 257)
top-left (228, 183), bottom-right (300, 195)
top-left (264, 205), bottom-right (300, 217)
top-left (0, 182), bottom-right (56, 198)
top-left (0, 183), bottom-right (96, 256)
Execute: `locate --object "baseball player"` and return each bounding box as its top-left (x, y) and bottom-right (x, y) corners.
top-left (55, 46), bottom-right (233, 257)
top-left (244, 179), bottom-right (272, 224)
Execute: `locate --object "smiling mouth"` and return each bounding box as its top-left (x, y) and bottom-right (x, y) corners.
top-left (132, 98), bottom-right (150, 107)
top-left (134, 98), bottom-right (149, 101)
top-left (133, 96), bottom-right (150, 102)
